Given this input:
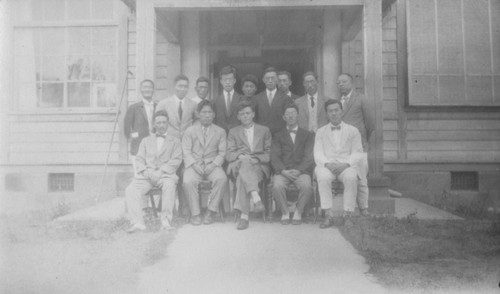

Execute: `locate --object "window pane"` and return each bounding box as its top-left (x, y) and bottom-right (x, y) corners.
top-left (92, 27), bottom-right (116, 55)
top-left (410, 75), bottom-right (438, 105)
top-left (15, 29), bottom-right (40, 56)
top-left (67, 0), bottom-right (90, 20)
top-left (437, 0), bottom-right (464, 74)
top-left (439, 76), bottom-right (466, 104)
top-left (43, 0), bottom-right (65, 21)
top-left (16, 55), bottom-right (40, 83)
top-left (408, 0), bottom-right (437, 74)
top-left (41, 56), bottom-right (65, 81)
top-left (92, 56), bottom-right (115, 81)
top-left (68, 27), bottom-right (91, 55)
top-left (92, 0), bottom-right (114, 20)
top-left (93, 83), bottom-right (116, 107)
top-left (464, 0), bottom-right (491, 74)
top-left (18, 83), bottom-right (40, 109)
top-left (68, 82), bottom-right (91, 107)
top-left (41, 29), bottom-right (65, 56)
top-left (40, 83), bottom-right (64, 107)
top-left (67, 56), bottom-right (91, 80)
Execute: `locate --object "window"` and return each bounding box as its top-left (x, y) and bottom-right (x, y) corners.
top-left (13, 0), bottom-right (117, 110)
top-left (48, 173), bottom-right (75, 192)
top-left (407, 0), bottom-right (500, 106)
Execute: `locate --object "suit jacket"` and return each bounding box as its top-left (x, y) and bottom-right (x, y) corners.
top-left (182, 123), bottom-right (227, 168)
top-left (124, 100), bottom-right (156, 155)
top-left (226, 123), bottom-right (272, 178)
top-left (314, 122), bottom-right (367, 180)
top-left (271, 127), bottom-right (315, 175)
top-left (295, 94), bottom-right (331, 133)
top-left (156, 96), bottom-right (198, 140)
top-left (341, 90), bottom-right (374, 152)
top-left (254, 90), bottom-right (294, 135)
top-left (214, 91), bottom-right (246, 134)
top-left (134, 133), bottom-right (183, 180)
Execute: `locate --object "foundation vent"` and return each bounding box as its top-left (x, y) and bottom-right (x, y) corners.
top-left (49, 173), bottom-right (74, 192)
top-left (451, 171), bottom-right (478, 191)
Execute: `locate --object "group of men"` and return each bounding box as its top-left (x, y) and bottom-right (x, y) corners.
top-left (123, 66), bottom-right (374, 232)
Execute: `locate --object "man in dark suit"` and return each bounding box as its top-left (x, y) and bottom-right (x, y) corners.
top-left (254, 67), bottom-right (294, 135)
top-left (226, 101), bottom-right (272, 230)
top-left (295, 71), bottom-right (331, 133)
top-left (336, 73), bottom-right (374, 152)
top-left (278, 71), bottom-right (300, 100)
top-left (214, 66), bottom-right (245, 134)
top-left (271, 103), bottom-right (314, 225)
top-left (124, 79), bottom-right (157, 173)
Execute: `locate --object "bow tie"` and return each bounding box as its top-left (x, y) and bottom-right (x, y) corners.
top-left (156, 134), bottom-right (166, 138)
top-left (331, 125), bottom-right (341, 131)
top-left (288, 129), bottom-right (297, 134)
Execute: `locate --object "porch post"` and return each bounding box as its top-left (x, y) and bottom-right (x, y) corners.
top-left (322, 9), bottom-right (342, 99)
top-left (135, 0), bottom-right (156, 87)
top-left (180, 11), bottom-right (201, 98)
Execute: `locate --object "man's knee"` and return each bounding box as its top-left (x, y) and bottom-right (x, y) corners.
top-left (315, 167), bottom-right (333, 183)
top-left (342, 168), bottom-right (358, 184)
top-left (272, 176), bottom-right (287, 190)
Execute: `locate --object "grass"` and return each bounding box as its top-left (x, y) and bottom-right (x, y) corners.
top-left (339, 215), bottom-right (500, 292)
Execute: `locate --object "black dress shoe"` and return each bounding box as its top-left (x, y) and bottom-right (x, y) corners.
top-left (280, 219), bottom-right (291, 225)
top-left (237, 219), bottom-right (249, 230)
top-left (319, 217), bottom-right (334, 229)
top-left (292, 219), bottom-right (302, 225)
top-left (203, 212), bottom-right (215, 225)
top-left (190, 214), bottom-right (202, 226)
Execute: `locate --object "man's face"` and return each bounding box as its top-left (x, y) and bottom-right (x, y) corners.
top-left (237, 106), bottom-right (255, 126)
top-left (283, 107), bottom-right (298, 127)
top-left (263, 72), bottom-right (278, 91)
top-left (195, 81), bottom-right (209, 99)
top-left (242, 81), bottom-right (257, 97)
top-left (220, 73), bottom-right (236, 92)
top-left (154, 115), bottom-right (169, 135)
top-left (140, 81), bottom-right (154, 99)
top-left (175, 79), bottom-right (189, 99)
top-left (303, 74), bottom-right (318, 96)
top-left (326, 103), bottom-right (343, 125)
top-left (278, 74), bottom-right (291, 93)
top-left (199, 105), bottom-right (215, 126)
top-left (337, 75), bottom-right (353, 95)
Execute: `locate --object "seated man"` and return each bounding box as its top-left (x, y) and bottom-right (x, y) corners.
top-left (314, 99), bottom-right (369, 229)
top-left (226, 101), bottom-right (272, 230)
top-left (125, 110), bottom-right (182, 233)
top-left (271, 103), bottom-right (315, 225)
top-left (182, 100), bottom-right (228, 226)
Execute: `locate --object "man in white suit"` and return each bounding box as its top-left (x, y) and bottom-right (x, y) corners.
top-left (314, 99), bottom-right (369, 229)
top-left (125, 110), bottom-right (183, 233)
top-left (182, 100), bottom-right (228, 226)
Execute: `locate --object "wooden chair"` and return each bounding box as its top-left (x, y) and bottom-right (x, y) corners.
top-left (146, 187), bottom-right (162, 218)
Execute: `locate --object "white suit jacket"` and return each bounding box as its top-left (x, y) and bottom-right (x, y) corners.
top-left (156, 95), bottom-right (198, 139)
top-left (314, 121), bottom-right (368, 180)
top-left (134, 133), bottom-right (183, 180)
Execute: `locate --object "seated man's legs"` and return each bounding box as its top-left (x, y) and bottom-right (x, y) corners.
top-left (125, 179), bottom-right (154, 228)
top-left (206, 166), bottom-right (228, 214)
top-left (234, 159), bottom-right (264, 218)
top-left (182, 167), bottom-right (202, 219)
top-left (158, 176), bottom-right (177, 226)
top-left (337, 167), bottom-right (359, 213)
top-left (315, 166), bottom-right (336, 215)
top-left (293, 173), bottom-right (313, 220)
top-left (272, 174), bottom-right (292, 221)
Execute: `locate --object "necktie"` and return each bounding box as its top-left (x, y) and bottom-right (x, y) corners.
top-left (203, 127), bottom-right (208, 145)
top-left (331, 125), bottom-right (341, 131)
top-left (310, 96), bottom-right (315, 108)
top-left (226, 91), bottom-right (231, 114)
top-left (178, 101), bottom-right (183, 119)
top-left (341, 96), bottom-right (347, 108)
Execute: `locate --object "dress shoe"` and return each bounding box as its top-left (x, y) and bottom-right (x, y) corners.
top-left (203, 211), bottom-right (215, 225)
top-left (126, 223), bottom-right (146, 234)
top-left (190, 214), bottom-right (202, 226)
top-left (237, 219), bottom-right (249, 230)
top-left (161, 219), bottom-right (175, 231)
top-left (292, 219), bottom-right (302, 225)
top-left (254, 201), bottom-right (265, 213)
top-left (319, 217), bottom-right (334, 229)
top-left (360, 208), bottom-right (370, 217)
top-left (280, 219), bottom-right (291, 225)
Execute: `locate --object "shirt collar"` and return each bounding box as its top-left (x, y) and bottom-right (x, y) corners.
top-left (330, 121), bottom-right (343, 128)
top-left (174, 95), bottom-right (184, 103)
top-left (287, 125), bottom-right (298, 132)
top-left (244, 123), bottom-right (254, 131)
top-left (344, 90), bottom-right (353, 99)
top-left (308, 92), bottom-right (318, 100)
top-left (267, 88), bottom-right (277, 96)
top-left (225, 89), bottom-right (234, 96)
top-left (142, 98), bottom-right (154, 106)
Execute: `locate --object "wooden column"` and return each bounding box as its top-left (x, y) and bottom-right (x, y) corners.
top-left (180, 11), bottom-right (201, 98)
top-left (135, 0), bottom-right (156, 88)
top-left (322, 9), bottom-right (342, 99)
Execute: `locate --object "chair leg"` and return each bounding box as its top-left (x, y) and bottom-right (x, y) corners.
top-left (149, 193), bottom-right (158, 218)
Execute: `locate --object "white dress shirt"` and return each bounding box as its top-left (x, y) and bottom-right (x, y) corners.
top-left (287, 125), bottom-right (298, 144)
top-left (245, 124), bottom-right (255, 152)
top-left (225, 90), bottom-right (234, 113)
top-left (267, 88), bottom-right (277, 105)
top-left (341, 90), bottom-right (353, 109)
top-left (142, 98), bottom-right (154, 132)
top-left (156, 134), bottom-right (165, 151)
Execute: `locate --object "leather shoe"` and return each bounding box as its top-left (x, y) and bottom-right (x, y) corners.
top-left (360, 208), bottom-right (370, 217)
top-left (280, 219), bottom-right (290, 225)
top-left (292, 219), bottom-right (302, 225)
top-left (319, 217), bottom-right (334, 229)
top-left (161, 219), bottom-right (175, 230)
top-left (254, 201), bottom-right (265, 213)
top-left (237, 219), bottom-right (249, 230)
top-left (203, 211), bottom-right (215, 225)
top-left (126, 223), bottom-right (146, 234)
top-left (190, 214), bottom-right (202, 226)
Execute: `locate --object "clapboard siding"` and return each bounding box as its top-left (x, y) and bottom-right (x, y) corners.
top-left (407, 120), bottom-right (500, 131)
top-left (10, 121), bottom-right (116, 133)
top-left (9, 152), bottom-right (120, 165)
top-left (407, 130), bottom-right (500, 141)
top-left (407, 141), bottom-right (500, 151)
top-left (407, 151), bottom-right (500, 162)
top-left (10, 142), bottom-right (120, 153)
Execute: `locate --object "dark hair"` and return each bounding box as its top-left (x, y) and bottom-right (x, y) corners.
top-left (196, 76), bottom-right (209, 86)
top-left (197, 99), bottom-right (216, 114)
top-left (302, 71), bottom-right (318, 81)
top-left (174, 74), bottom-right (189, 84)
top-left (324, 99), bottom-right (343, 111)
top-left (262, 67), bottom-right (278, 77)
top-left (140, 79), bottom-right (155, 87)
top-left (154, 110), bottom-right (169, 120)
top-left (338, 73), bottom-right (354, 81)
top-left (283, 103), bottom-right (299, 115)
top-left (219, 66), bottom-right (236, 79)
top-left (236, 100), bottom-right (255, 113)
top-left (241, 74), bottom-right (258, 87)
top-left (277, 71), bottom-right (292, 80)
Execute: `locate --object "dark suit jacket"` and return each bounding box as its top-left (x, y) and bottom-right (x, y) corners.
top-left (124, 100), bottom-right (156, 155)
top-left (271, 127), bottom-right (315, 175)
top-left (341, 90), bottom-right (374, 152)
top-left (254, 90), bottom-right (293, 135)
top-left (214, 91), bottom-right (246, 134)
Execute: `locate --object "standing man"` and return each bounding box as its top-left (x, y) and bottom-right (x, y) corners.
top-left (277, 71), bottom-right (299, 100)
top-left (192, 76), bottom-right (210, 104)
top-left (254, 67), bottom-right (294, 135)
top-left (336, 73), bottom-right (374, 152)
top-left (271, 104), bottom-right (314, 225)
top-left (182, 100), bottom-right (228, 226)
top-left (295, 71), bottom-right (331, 133)
top-left (314, 100), bottom-right (369, 229)
top-left (124, 79), bottom-right (157, 172)
top-left (226, 101), bottom-right (272, 230)
top-left (214, 66), bottom-right (245, 133)
top-left (125, 110), bottom-right (182, 233)
top-left (156, 74), bottom-right (198, 140)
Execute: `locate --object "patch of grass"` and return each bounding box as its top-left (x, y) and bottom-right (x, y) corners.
top-left (340, 216), bottom-right (500, 292)
top-left (51, 201), bottom-right (71, 219)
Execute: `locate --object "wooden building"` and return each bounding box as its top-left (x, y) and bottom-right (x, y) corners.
top-left (1, 0), bottom-right (499, 213)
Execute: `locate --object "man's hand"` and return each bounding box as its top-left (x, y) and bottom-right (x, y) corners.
top-left (193, 163), bottom-right (204, 176)
top-left (204, 163), bottom-right (216, 176)
top-left (238, 154), bottom-right (252, 160)
top-left (151, 170), bottom-right (162, 183)
top-left (325, 162), bottom-right (349, 176)
top-left (289, 169), bottom-right (302, 178)
top-left (250, 157), bottom-right (259, 165)
top-left (281, 169), bottom-right (298, 181)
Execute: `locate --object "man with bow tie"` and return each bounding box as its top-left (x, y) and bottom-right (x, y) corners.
top-left (271, 103), bottom-right (315, 225)
top-left (182, 100), bottom-right (228, 225)
top-left (125, 110), bottom-right (183, 233)
top-left (314, 99), bottom-right (369, 229)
